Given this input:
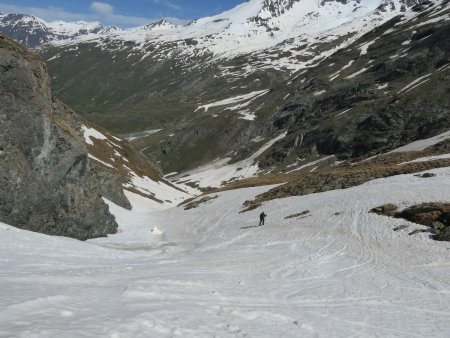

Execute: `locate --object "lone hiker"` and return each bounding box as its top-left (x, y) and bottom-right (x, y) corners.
top-left (259, 212), bottom-right (267, 226)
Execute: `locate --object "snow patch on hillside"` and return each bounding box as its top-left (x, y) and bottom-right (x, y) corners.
top-left (123, 129), bottom-right (162, 141)
top-left (82, 125), bottom-right (108, 145)
top-left (88, 154), bottom-right (114, 168)
top-left (359, 38), bottom-right (378, 55)
top-left (174, 132), bottom-right (286, 188)
top-left (397, 74), bottom-right (432, 94)
top-left (391, 129), bottom-right (450, 152)
top-left (399, 153), bottom-right (450, 165)
top-left (124, 171), bottom-right (192, 206)
top-left (345, 67), bottom-right (369, 79)
top-left (195, 90), bottom-right (269, 113)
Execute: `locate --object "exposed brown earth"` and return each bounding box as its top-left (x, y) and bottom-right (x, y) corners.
top-left (183, 195), bottom-right (219, 210)
top-left (178, 146), bottom-right (450, 215)
top-left (370, 202), bottom-right (450, 241)
top-left (238, 149), bottom-right (450, 211)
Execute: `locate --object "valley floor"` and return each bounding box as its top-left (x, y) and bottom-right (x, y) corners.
top-left (2, 168), bottom-right (450, 337)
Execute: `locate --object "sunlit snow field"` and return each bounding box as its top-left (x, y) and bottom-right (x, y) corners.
top-left (2, 166), bottom-right (450, 337)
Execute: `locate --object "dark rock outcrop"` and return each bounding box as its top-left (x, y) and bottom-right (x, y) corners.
top-left (0, 35), bottom-right (119, 240)
top-left (369, 202), bottom-right (450, 241)
top-left (370, 204), bottom-right (398, 217)
top-left (394, 202), bottom-right (450, 240)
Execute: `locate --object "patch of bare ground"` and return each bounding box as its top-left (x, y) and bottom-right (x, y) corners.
top-left (370, 202), bottom-right (450, 241)
top-left (239, 150), bottom-right (450, 211)
top-left (369, 204), bottom-right (398, 217)
top-left (183, 195), bottom-right (219, 210)
top-left (175, 143), bottom-right (450, 211)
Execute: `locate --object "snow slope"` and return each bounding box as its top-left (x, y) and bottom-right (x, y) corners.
top-left (2, 165), bottom-right (450, 337)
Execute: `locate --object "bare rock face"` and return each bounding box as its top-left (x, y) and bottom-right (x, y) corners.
top-left (0, 35), bottom-right (118, 240)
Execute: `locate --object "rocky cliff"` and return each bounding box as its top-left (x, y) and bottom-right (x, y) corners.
top-left (0, 34), bottom-right (122, 240)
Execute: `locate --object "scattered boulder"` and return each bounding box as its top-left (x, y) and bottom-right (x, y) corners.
top-left (369, 204), bottom-right (398, 217)
top-left (184, 195), bottom-right (218, 210)
top-left (414, 172), bottom-right (436, 178)
top-left (432, 221), bottom-right (450, 241)
top-left (393, 224), bottom-right (409, 232)
top-left (239, 203), bottom-right (261, 213)
top-left (284, 210), bottom-right (311, 220)
top-left (408, 229), bottom-right (428, 236)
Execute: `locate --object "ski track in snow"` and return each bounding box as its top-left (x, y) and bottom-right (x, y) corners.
top-left (2, 167), bottom-right (450, 337)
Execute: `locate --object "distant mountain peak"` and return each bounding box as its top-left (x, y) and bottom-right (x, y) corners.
top-left (0, 13), bottom-right (115, 47)
top-left (1, 13), bottom-right (46, 24)
top-left (143, 19), bottom-right (177, 31)
top-left (261, 0), bottom-right (298, 16)
top-left (0, 0), bottom-right (438, 55)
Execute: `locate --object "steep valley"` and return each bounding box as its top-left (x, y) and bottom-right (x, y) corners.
top-left (17, 0), bottom-right (448, 174)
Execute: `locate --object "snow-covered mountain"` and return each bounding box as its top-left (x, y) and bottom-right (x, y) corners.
top-left (0, 13), bottom-right (116, 47)
top-left (1, 0), bottom-right (448, 177)
top-left (1, 0), bottom-right (422, 63)
top-left (0, 0), bottom-right (433, 74)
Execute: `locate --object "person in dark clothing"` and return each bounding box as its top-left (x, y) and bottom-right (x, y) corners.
top-left (259, 212), bottom-right (267, 226)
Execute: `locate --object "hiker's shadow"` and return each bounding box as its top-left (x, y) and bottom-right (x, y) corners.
top-left (241, 225), bottom-right (263, 229)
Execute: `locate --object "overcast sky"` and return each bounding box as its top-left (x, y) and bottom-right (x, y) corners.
top-left (0, 0), bottom-right (245, 27)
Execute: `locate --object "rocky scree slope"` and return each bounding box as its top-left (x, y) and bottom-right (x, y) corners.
top-left (0, 34), bottom-right (130, 240)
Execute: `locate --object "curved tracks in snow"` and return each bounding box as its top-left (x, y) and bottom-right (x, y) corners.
top-left (2, 170), bottom-right (450, 336)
